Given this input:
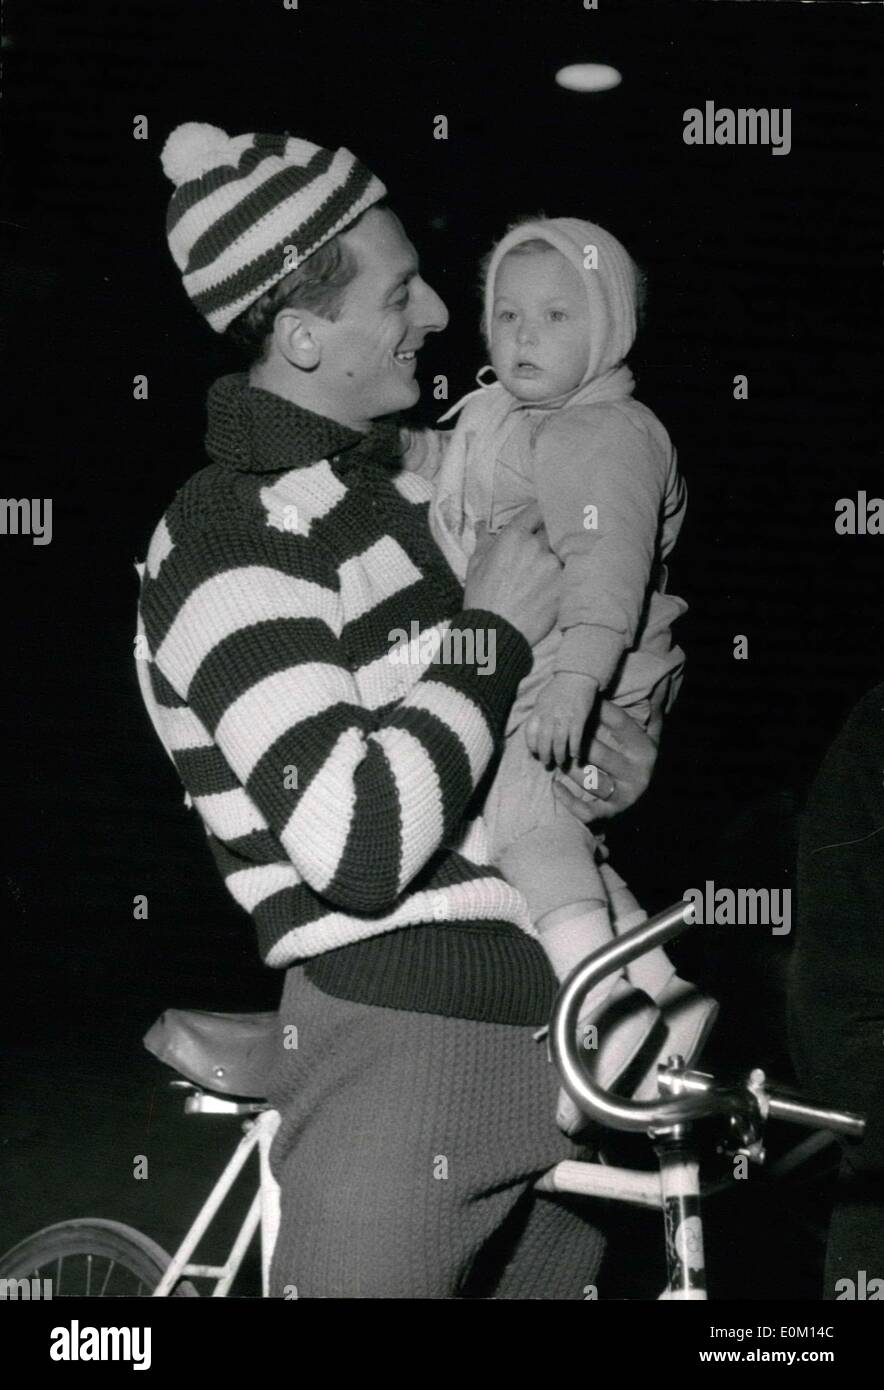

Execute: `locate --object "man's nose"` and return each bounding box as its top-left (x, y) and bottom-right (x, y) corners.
top-left (414, 279), bottom-right (449, 334)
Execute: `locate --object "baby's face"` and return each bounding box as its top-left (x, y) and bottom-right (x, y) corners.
top-left (489, 248), bottom-right (590, 401)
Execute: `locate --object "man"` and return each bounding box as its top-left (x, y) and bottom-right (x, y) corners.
top-left (137, 122), bottom-right (661, 1297)
top-left (788, 684), bottom-right (884, 1298)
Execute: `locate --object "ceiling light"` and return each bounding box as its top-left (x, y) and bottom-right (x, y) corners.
top-left (555, 64), bottom-right (622, 93)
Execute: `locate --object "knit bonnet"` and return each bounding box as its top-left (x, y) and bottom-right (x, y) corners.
top-left (428, 217), bottom-right (641, 579)
top-left (161, 122), bottom-right (387, 332)
top-left (482, 216), bottom-right (639, 392)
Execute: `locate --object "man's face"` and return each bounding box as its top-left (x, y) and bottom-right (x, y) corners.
top-left (312, 207), bottom-right (448, 429)
top-left (489, 248), bottom-right (590, 402)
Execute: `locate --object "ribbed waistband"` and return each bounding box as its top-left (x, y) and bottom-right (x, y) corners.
top-left (303, 918), bottom-right (556, 1026)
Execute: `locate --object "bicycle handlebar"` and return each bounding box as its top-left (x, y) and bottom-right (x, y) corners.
top-left (548, 901), bottom-right (866, 1141)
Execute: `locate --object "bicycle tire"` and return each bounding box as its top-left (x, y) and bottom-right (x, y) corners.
top-left (0, 1219), bottom-right (199, 1297)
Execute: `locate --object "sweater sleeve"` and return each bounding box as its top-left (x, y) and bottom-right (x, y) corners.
top-left (141, 520), bottom-right (531, 914)
top-left (532, 404), bottom-right (667, 687)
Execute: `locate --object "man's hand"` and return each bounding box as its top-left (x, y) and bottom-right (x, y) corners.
top-left (525, 672), bottom-right (599, 767)
top-left (551, 700), bottom-right (660, 824)
top-left (463, 503), bottom-right (560, 649)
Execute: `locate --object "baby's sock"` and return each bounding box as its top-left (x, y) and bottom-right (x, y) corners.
top-left (606, 885), bottom-right (676, 1001)
top-left (537, 901), bottom-right (662, 1107)
top-left (602, 882), bottom-right (718, 1097)
top-left (537, 900), bottom-right (618, 1007)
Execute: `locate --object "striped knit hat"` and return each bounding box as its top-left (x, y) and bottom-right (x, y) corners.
top-left (161, 122), bottom-right (387, 333)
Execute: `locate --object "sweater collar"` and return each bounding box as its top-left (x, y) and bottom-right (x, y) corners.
top-left (205, 372), bottom-right (402, 475)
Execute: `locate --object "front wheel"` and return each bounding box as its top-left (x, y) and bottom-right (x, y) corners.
top-left (0, 1219), bottom-right (199, 1296)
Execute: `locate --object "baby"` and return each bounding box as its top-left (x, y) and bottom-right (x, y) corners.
top-left (404, 217), bottom-right (716, 1128)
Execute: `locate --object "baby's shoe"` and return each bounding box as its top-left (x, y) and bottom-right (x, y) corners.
top-left (628, 978), bottom-right (719, 1103)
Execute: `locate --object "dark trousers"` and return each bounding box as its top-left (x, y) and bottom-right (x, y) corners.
top-left (266, 967), bottom-right (606, 1298)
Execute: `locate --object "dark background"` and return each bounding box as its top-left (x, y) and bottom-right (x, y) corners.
top-left (1, 0), bottom-right (881, 1297)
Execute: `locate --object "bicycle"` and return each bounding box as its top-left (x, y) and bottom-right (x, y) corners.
top-left (0, 901), bottom-right (865, 1299)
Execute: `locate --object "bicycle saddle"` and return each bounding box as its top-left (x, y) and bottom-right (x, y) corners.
top-left (144, 1010), bottom-right (278, 1099)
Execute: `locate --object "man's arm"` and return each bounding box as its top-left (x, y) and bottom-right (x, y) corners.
top-left (142, 513), bottom-right (557, 915)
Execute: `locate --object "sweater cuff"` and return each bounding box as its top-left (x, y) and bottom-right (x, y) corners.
top-left (426, 608), bottom-right (532, 738)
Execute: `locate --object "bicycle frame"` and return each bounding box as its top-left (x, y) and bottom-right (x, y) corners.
top-left (142, 900), bottom-right (863, 1301)
top-left (537, 1134), bottom-right (707, 1298)
top-left (152, 1100), bottom-right (281, 1298)
top-left (160, 1088), bottom-right (706, 1300)
top-left (542, 900), bottom-right (866, 1300)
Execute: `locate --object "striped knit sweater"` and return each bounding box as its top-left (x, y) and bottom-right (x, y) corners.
top-left (135, 373), bottom-right (556, 1024)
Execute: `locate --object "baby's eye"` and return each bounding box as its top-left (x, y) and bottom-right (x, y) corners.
top-left (549, 309), bottom-right (568, 322)
top-left (497, 309), bottom-right (517, 322)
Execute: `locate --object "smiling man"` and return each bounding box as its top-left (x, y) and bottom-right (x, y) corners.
top-left (136, 123), bottom-right (660, 1298)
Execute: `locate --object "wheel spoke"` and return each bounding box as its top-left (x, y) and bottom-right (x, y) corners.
top-left (0, 1222), bottom-right (196, 1299)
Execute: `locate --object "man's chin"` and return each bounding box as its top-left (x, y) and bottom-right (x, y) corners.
top-left (363, 380), bottom-right (421, 426)
top-left (390, 378), bottom-right (421, 412)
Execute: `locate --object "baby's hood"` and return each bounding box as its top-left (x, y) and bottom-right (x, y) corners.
top-left (482, 216), bottom-right (638, 397)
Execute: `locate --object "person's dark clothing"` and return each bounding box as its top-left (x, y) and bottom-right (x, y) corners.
top-left (789, 683), bottom-right (884, 1296)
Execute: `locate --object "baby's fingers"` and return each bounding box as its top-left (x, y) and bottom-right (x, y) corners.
top-left (535, 720), bottom-right (554, 767)
top-left (524, 716), bottom-right (540, 757)
top-left (552, 721), bottom-right (570, 768)
top-left (567, 716), bottom-right (583, 763)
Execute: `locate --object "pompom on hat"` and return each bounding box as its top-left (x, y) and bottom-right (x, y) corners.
top-left (161, 122), bottom-right (387, 332)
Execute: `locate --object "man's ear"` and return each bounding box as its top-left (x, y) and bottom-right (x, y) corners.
top-left (273, 308), bottom-right (322, 371)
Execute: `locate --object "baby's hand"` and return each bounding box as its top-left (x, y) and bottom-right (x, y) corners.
top-left (525, 673), bottom-right (599, 767)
